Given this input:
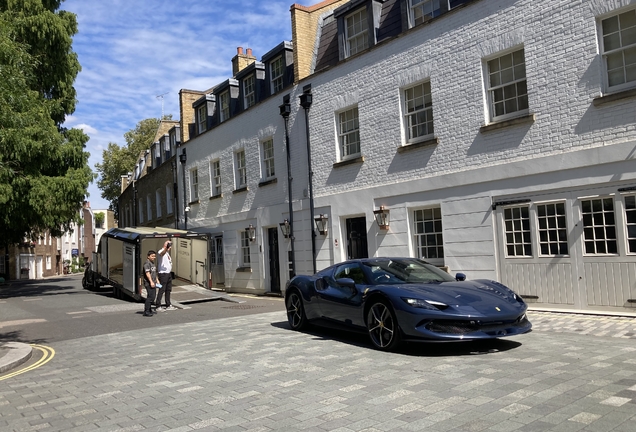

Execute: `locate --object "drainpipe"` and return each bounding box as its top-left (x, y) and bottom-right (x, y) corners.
top-left (299, 86), bottom-right (315, 274)
top-left (171, 158), bottom-right (178, 229)
top-left (279, 96), bottom-right (296, 277)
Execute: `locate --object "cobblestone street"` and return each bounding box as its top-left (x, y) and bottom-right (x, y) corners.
top-left (1, 310), bottom-right (635, 431)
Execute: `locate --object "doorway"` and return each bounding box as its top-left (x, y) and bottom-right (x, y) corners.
top-left (210, 236), bottom-right (225, 288)
top-left (268, 227), bottom-right (281, 293)
top-left (346, 217), bottom-right (368, 259)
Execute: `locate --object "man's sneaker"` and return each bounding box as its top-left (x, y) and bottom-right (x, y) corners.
top-left (165, 305), bottom-right (177, 311)
top-left (143, 312), bottom-right (153, 317)
top-left (155, 306), bottom-right (165, 312)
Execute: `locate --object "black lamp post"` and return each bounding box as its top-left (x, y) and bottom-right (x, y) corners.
top-left (179, 148), bottom-right (188, 230)
top-left (279, 98), bottom-right (296, 277)
top-left (299, 87), bottom-right (316, 274)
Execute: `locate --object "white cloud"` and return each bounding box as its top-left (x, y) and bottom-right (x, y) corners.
top-left (62, 0), bottom-right (325, 209)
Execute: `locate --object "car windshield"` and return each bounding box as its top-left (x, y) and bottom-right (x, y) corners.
top-left (362, 258), bottom-right (455, 284)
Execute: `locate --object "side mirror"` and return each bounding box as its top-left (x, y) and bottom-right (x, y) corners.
top-left (455, 273), bottom-right (466, 281)
top-left (336, 277), bottom-right (356, 288)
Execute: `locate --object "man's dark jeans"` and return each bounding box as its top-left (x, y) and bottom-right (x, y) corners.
top-left (144, 285), bottom-right (156, 315)
top-left (155, 273), bottom-right (173, 307)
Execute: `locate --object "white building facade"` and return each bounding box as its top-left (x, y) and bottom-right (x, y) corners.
top-left (177, 0), bottom-right (636, 314)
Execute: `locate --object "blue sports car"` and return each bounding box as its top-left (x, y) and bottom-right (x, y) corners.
top-left (285, 258), bottom-right (531, 351)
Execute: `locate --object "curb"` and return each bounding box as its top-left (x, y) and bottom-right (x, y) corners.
top-left (0, 342), bottom-right (33, 374)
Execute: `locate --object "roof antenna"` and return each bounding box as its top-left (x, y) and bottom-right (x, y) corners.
top-left (156, 92), bottom-right (169, 119)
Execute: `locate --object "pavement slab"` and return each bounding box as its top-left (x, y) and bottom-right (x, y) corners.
top-left (1, 311), bottom-right (636, 431)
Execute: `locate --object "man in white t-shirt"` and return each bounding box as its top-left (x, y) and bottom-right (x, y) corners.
top-left (155, 240), bottom-right (176, 311)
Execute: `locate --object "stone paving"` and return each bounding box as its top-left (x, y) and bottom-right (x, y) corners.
top-left (0, 311), bottom-right (635, 431)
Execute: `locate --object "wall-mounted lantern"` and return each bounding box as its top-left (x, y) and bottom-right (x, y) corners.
top-left (374, 205), bottom-right (390, 230)
top-left (314, 214), bottom-right (328, 236)
top-left (279, 219), bottom-right (291, 238)
top-left (245, 224), bottom-right (256, 242)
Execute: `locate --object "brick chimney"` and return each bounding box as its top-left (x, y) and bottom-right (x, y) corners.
top-left (231, 46), bottom-right (256, 76)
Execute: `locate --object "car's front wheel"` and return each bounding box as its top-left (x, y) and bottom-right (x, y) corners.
top-left (286, 289), bottom-right (308, 331)
top-left (367, 301), bottom-right (401, 351)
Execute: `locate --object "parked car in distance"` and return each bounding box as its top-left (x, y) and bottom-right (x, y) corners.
top-left (285, 257), bottom-right (532, 351)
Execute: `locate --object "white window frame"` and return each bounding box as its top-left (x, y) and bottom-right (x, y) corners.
top-left (503, 205), bottom-right (532, 257)
top-left (412, 207), bottom-right (444, 265)
top-left (337, 106), bottom-right (361, 161)
top-left (535, 201), bottom-right (569, 257)
top-left (219, 91), bottom-right (230, 122)
top-left (485, 48), bottom-right (529, 122)
top-left (243, 74), bottom-right (255, 108)
top-left (598, 8), bottom-right (636, 93)
top-left (625, 194), bottom-right (636, 254)
top-left (403, 80), bottom-right (434, 143)
top-left (166, 184), bottom-right (173, 215)
top-left (210, 160), bottom-right (221, 197)
top-left (270, 56), bottom-right (284, 94)
top-left (146, 194), bottom-right (152, 221)
top-left (240, 230), bottom-right (251, 266)
top-left (580, 196), bottom-right (618, 256)
top-left (190, 167), bottom-right (199, 201)
top-left (235, 150), bottom-right (247, 189)
top-left (409, 0), bottom-right (447, 27)
top-left (197, 104), bottom-right (207, 134)
top-left (261, 138), bottom-right (275, 179)
top-left (46, 256), bottom-right (51, 270)
top-left (155, 189), bottom-right (162, 219)
top-left (345, 8), bottom-right (369, 57)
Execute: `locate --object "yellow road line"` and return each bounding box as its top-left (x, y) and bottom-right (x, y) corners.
top-left (0, 344), bottom-right (55, 381)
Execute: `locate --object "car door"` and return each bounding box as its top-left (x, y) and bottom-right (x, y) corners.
top-left (316, 263), bottom-right (367, 326)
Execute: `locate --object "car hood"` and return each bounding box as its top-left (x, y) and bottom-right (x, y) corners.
top-left (381, 280), bottom-right (525, 316)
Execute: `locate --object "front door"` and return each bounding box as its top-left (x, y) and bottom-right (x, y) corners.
top-left (268, 228), bottom-right (281, 293)
top-left (210, 236), bottom-right (225, 288)
top-left (346, 217), bottom-right (368, 259)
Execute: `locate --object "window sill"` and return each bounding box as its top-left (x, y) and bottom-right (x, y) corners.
top-left (209, 194), bottom-right (222, 200)
top-left (188, 199), bottom-right (200, 206)
top-left (236, 266), bottom-right (252, 273)
top-left (397, 137), bottom-right (439, 153)
top-left (593, 88), bottom-right (636, 107)
top-left (480, 113), bottom-right (535, 133)
top-left (233, 186), bottom-right (248, 194)
top-left (333, 156), bottom-right (364, 168)
top-left (258, 178), bottom-right (278, 187)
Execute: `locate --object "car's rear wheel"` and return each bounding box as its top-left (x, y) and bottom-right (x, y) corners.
top-left (367, 301), bottom-right (401, 351)
top-left (286, 289), bottom-right (308, 331)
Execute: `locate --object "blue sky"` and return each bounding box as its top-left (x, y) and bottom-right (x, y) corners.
top-left (61, 0), bottom-right (323, 210)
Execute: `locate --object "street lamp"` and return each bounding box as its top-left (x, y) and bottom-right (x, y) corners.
top-left (300, 86), bottom-right (316, 273)
top-left (179, 148), bottom-right (187, 230)
top-left (280, 96), bottom-right (296, 277)
top-left (374, 206), bottom-right (390, 230)
top-left (279, 219), bottom-right (291, 238)
top-left (245, 224), bottom-right (256, 242)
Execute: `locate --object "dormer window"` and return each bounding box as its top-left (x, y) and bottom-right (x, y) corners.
top-left (409, 0), bottom-right (445, 26)
top-left (346, 8), bottom-right (369, 56)
top-left (243, 74), bottom-right (255, 108)
top-left (219, 91), bottom-right (230, 122)
top-left (270, 56), bottom-right (284, 94)
top-left (197, 104), bottom-right (207, 134)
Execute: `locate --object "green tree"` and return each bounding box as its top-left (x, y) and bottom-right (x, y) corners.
top-left (95, 118), bottom-right (161, 215)
top-left (0, 1), bottom-right (93, 245)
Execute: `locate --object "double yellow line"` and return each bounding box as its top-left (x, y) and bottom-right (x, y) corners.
top-left (0, 344), bottom-right (55, 381)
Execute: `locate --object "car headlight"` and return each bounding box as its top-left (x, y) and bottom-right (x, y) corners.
top-left (402, 298), bottom-right (449, 310)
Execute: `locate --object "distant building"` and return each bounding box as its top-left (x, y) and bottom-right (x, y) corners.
top-left (93, 209), bottom-right (117, 251)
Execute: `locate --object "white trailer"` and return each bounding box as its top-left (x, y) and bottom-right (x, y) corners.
top-left (84, 227), bottom-right (212, 301)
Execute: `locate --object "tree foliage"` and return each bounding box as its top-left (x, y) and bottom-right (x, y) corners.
top-left (95, 118), bottom-right (161, 215)
top-left (0, 0), bottom-right (93, 244)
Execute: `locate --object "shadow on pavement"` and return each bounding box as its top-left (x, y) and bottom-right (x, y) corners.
top-left (0, 329), bottom-right (49, 345)
top-left (271, 321), bottom-right (522, 356)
